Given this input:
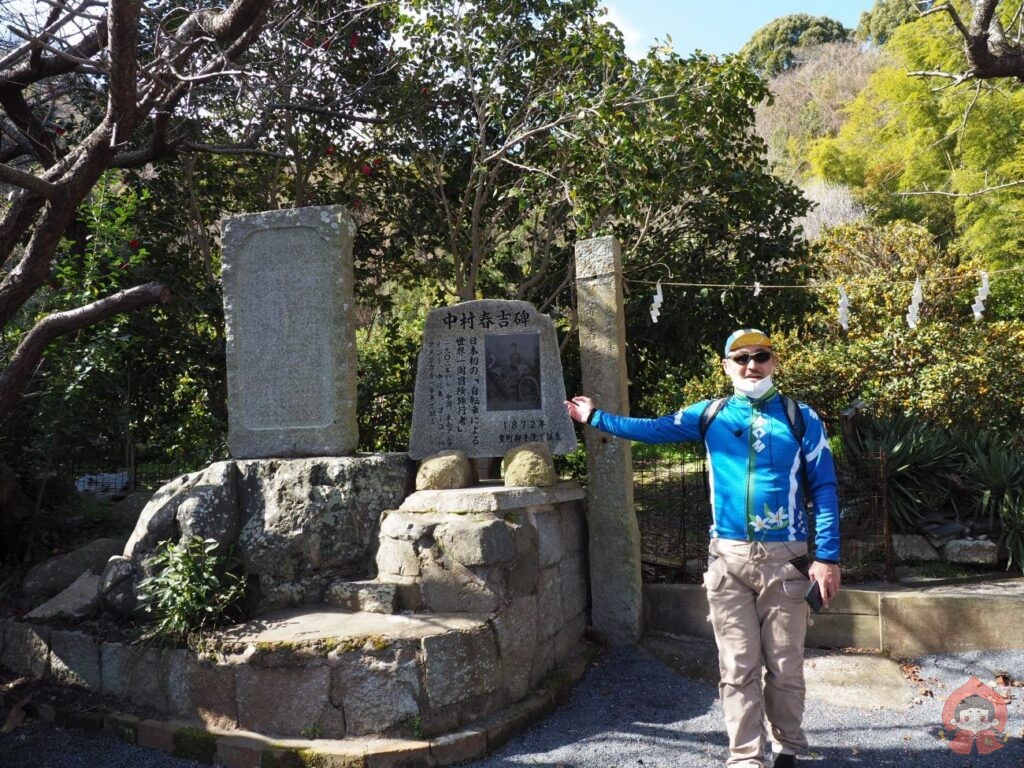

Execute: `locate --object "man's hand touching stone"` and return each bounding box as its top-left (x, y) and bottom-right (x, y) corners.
top-left (565, 396), bottom-right (595, 424)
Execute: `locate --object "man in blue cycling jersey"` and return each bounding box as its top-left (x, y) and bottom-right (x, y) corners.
top-left (565, 328), bottom-right (840, 768)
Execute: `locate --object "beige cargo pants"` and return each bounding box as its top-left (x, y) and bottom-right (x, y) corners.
top-left (703, 538), bottom-right (811, 767)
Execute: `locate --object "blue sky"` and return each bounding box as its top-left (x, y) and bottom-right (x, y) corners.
top-left (603, 1), bottom-right (877, 58)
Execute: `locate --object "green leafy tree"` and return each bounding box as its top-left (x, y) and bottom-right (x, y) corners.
top-left (675, 221), bottom-right (1024, 438)
top-left (856, 0), bottom-right (928, 45)
top-left (740, 15), bottom-right (851, 77)
top-left (0, 0), bottom-right (280, 425)
top-left (808, 9), bottom-right (1024, 266)
top-left (755, 42), bottom-right (883, 183)
top-left (360, 1), bottom-right (811, 408)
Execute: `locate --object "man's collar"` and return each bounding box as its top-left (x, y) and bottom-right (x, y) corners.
top-left (732, 385), bottom-right (778, 405)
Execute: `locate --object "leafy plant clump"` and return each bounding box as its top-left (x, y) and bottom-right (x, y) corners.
top-left (842, 412), bottom-right (962, 533)
top-left (137, 537), bottom-right (246, 645)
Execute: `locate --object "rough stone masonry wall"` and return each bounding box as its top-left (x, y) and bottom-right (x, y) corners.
top-left (374, 487), bottom-right (590, 701)
top-left (1, 484), bottom-right (590, 741)
top-left (100, 454), bottom-right (416, 616)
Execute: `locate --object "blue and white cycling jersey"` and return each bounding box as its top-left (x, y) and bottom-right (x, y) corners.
top-left (590, 388), bottom-right (840, 563)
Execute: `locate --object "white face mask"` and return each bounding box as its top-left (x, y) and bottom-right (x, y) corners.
top-left (733, 375), bottom-right (774, 399)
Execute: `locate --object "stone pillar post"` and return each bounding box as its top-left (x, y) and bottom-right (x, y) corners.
top-left (574, 236), bottom-right (642, 645)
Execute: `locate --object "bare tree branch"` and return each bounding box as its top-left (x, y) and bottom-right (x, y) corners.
top-left (918, 0), bottom-right (1024, 82)
top-left (894, 179), bottom-right (1024, 197)
top-left (179, 140), bottom-right (286, 159)
top-left (268, 101), bottom-right (386, 124)
top-left (0, 282), bottom-right (170, 419)
top-left (0, 163), bottom-right (60, 196)
top-left (5, 26), bottom-right (106, 74)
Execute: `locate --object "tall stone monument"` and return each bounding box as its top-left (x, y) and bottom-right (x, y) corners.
top-left (408, 299), bottom-right (576, 459)
top-left (221, 206), bottom-right (358, 458)
top-left (575, 236), bottom-right (641, 645)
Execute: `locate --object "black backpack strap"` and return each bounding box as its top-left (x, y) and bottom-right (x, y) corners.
top-left (780, 395), bottom-right (806, 442)
top-left (780, 395), bottom-right (812, 506)
top-left (698, 397), bottom-right (729, 441)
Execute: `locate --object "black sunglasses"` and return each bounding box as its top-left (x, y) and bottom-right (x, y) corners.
top-left (728, 351), bottom-right (773, 366)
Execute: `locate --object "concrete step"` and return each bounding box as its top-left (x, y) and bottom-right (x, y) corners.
top-left (642, 633), bottom-right (915, 710)
top-left (644, 577), bottom-right (1024, 657)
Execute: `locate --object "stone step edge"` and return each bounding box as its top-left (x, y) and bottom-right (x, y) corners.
top-left (1, 641), bottom-right (601, 768)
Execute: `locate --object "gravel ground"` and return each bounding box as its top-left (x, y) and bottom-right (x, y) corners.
top-left (1, 645), bottom-right (1021, 768)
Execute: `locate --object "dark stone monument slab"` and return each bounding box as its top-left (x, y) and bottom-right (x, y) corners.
top-left (409, 300), bottom-right (576, 460)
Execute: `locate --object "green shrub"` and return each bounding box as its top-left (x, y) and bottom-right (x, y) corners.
top-left (842, 412), bottom-right (962, 533)
top-left (137, 537), bottom-right (245, 645)
top-left (965, 435), bottom-right (1024, 529)
top-left (999, 492), bottom-right (1024, 575)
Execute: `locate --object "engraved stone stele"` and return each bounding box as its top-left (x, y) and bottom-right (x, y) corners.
top-left (409, 299), bottom-right (577, 460)
top-left (221, 206), bottom-right (358, 458)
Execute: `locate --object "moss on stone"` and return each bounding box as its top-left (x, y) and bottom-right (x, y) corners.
top-left (173, 726), bottom-right (218, 762)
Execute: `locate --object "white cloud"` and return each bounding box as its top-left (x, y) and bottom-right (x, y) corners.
top-left (601, 3), bottom-right (648, 61)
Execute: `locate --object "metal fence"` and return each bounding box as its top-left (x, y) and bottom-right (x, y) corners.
top-left (69, 462), bottom-right (199, 494)
top-left (633, 446), bottom-right (893, 583)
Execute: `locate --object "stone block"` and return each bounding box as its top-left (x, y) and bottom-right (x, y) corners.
top-left (236, 454), bottom-right (415, 610)
top-left (429, 729), bottom-right (487, 765)
top-left (173, 460), bottom-right (240, 548)
top-left (375, 539), bottom-right (421, 578)
top-left (379, 511), bottom-right (437, 543)
top-left (529, 634), bottom-right (554, 688)
top-left (482, 694), bottom-right (554, 752)
top-left (434, 518), bottom-right (515, 567)
top-left (554, 613), bottom-right (587, 664)
top-left (98, 555), bottom-right (139, 616)
top-left (536, 566), bottom-right (562, 640)
top-left (27, 571), bottom-right (99, 621)
top-left (166, 651), bottom-right (238, 729)
top-left (137, 719), bottom-right (176, 752)
top-left (943, 538), bottom-right (998, 565)
top-left (643, 583), bottom-right (714, 640)
top-left (528, 505), bottom-right (564, 568)
top-left (173, 727), bottom-right (220, 763)
top-left (408, 299), bottom-right (577, 460)
top-left (214, 735), bottom-right (265, 768)
top-left (501, 443), bottom-right (557, 488)
top-left (892, 534), bottom-right (939, 562)
top-left (103, 712), bottom-right (140, 743)
top-left (559, 552), bottom-right (588, 618)
top-left (125, 646), bottom-right (172, 711)
top-left (827, 589), bottom-right (881, 616)
top-left (419, 558), bottom-right (500, 614)
top-left (508, 522), bottom-right (539, 597)
top-left (390, 578), bottom-right (424, 612)
top-left (1, 622), bottom-right (50, 678)
top-left (364, 738), bottom-right (436, 768)
top-left (806, 612), bottom-right (881, 650)
top-left (559, 501), bottom-right (586, 554)
top-left (22, 537), bottom-right (124, 600)
top-left (236, 664), bottom-right (332, 737)
top-left (48, 630), bottom-right (101, 690)
top-left (881, 593), bottom-right (1024, 656)
top-left (422, 627), bottom-right (499, 709)
top-left (416, 451), bottom-right (475, 490)
top-left (123, 472), bottom-right (201, 560)
top-left (325, 581), bottom-right (398, 614)
top-left (492, 595), bottom-right (537, 702)
top-left (330, 646), bottom-right (422, 736)
top-left (221, 205), bottom-right (358, 459)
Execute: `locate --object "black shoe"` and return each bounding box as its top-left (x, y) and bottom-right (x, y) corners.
top-left (774, 755), bottom-right (796, 768)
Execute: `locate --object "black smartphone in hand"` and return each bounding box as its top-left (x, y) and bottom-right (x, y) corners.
top-left (805, 580), bottom-right (824, 613)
